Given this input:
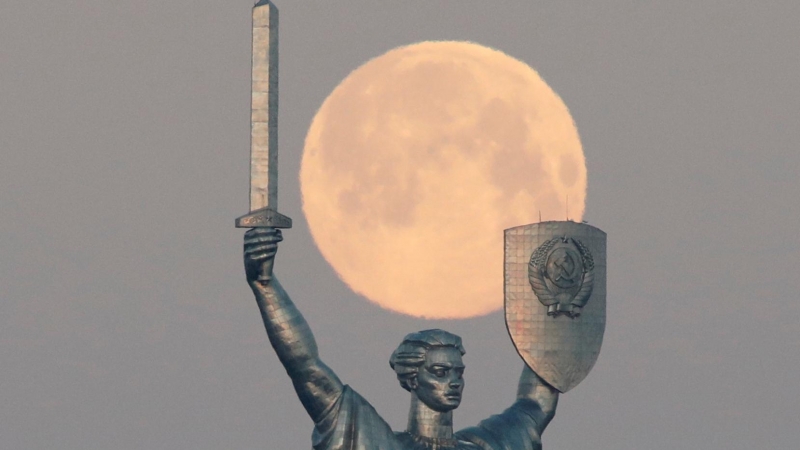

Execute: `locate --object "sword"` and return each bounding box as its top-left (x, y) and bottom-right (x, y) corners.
top-left (236, 0), bottom-right (291, 282)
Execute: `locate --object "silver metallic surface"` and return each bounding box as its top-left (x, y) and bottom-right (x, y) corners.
top-left (249, 0), bottom-right (279, 212)
top-left (505, 221), bottom-right (606, 393)
top-left (235, 206), bottom-right (292, 228)
top-left (236, 0), bottom-right (290, 283)
top-left (243, 228), bottom-right (560, 449)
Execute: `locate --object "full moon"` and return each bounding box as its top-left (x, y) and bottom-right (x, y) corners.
top-left (300, 41), bottom-right (585, 319)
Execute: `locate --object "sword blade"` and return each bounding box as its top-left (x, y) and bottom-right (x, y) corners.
top-left (250, 0), bottom-right (279, 212)
top-left (237, 0), bottom-right (291, 230)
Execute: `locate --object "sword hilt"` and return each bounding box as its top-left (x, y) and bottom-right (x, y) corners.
top-left (237, 207), bottom-right (292, 282)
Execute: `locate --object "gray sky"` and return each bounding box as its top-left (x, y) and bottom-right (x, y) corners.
top-left (2, 1), bottom-right (799, 449)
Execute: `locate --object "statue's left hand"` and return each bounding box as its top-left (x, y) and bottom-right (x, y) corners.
top-left (244, 227), bottom-right (283, 285)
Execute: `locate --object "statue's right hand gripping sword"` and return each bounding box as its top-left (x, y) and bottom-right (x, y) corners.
top-left (236, 1), bottom-right (291, 282)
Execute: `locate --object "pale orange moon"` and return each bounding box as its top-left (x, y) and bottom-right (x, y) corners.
top-left (300, 41), bottom-right (585, 319)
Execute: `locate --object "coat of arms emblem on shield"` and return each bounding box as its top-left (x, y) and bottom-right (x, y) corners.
top-left (528, 236), bottom-right (595, 318)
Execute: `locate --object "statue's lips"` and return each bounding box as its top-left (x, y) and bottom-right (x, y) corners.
top-left (445, 392), bottom-right (462, 400)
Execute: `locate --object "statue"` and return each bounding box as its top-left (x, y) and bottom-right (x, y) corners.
top-left (235, 4), bottom-right (606, 448)
top-left (244, 227), bottom-right (559, 450)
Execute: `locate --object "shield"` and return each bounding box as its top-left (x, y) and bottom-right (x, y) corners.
top-left (505, 221), bottom-right (606, 393)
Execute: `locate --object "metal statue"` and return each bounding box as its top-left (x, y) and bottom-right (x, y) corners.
top-left (236, 2), bottom-right (606, 448)
top-left (244, 228), bottom-right (559, 450)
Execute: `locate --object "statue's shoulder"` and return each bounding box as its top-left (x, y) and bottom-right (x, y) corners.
top-left (313, 386), bottom-right (401, 449)
top-left (455, 399), bottom-right (543, 450)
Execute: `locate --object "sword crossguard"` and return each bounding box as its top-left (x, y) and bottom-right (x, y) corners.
top-left (236, 207), bottom-right (293, 229)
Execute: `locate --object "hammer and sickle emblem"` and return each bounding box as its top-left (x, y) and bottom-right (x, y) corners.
top-left (529, 237), bottom-right (595, 318)
top-left (546, 247), bottom-right (582, 288)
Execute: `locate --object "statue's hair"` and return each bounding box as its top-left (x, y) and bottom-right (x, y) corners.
top-left (389, 329), bottom-right (465, 392)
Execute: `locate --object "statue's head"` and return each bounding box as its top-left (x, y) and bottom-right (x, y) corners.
top-left (389, 329), bottom-right (465, 412)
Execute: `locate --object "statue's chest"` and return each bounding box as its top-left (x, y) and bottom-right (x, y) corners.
top-left (394, 432), bottom-right (482, 450)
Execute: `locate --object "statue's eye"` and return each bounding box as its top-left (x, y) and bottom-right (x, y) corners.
top-left (432, 368), bottom-right (447, 378)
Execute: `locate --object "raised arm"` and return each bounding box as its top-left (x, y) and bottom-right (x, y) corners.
top-left (517, 365), bottom-right (559, 434)
top-left (244, 228), bottom-right (343, 423)
top-left (454, 365), bottom-right (559, 448)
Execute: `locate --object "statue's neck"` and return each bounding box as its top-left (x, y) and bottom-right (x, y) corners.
top-left (406, 393), bottom-right (454, 440)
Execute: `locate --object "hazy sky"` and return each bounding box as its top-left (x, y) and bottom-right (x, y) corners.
top-left (2, 1), bottom-right (799, 449)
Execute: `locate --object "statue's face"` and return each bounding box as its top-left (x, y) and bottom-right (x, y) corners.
top-left (413, 347), bottom-right (465, 412)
